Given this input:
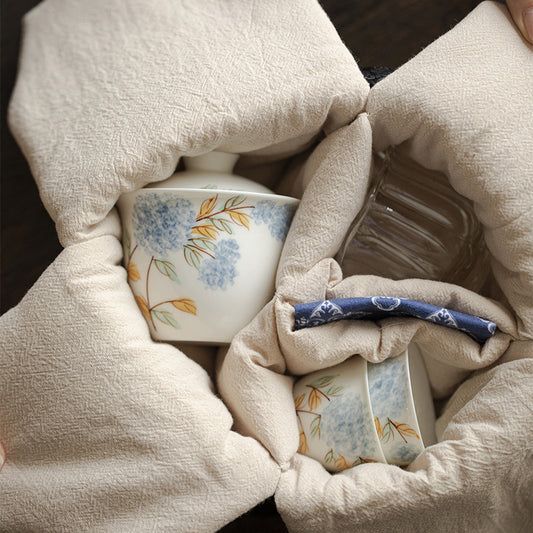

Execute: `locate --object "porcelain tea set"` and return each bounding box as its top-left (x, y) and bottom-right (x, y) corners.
top-left (293, 343), bottom-right (436, 471)
top-left (117, 151), bottom-right (298, 344)
top-left (116, 148), bottom-right (483, 470)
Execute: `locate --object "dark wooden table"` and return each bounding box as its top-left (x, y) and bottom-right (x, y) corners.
top-left (1, 1), bottom-right (483, 530)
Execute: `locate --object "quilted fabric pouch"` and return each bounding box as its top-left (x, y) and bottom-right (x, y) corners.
top-left (1, 1), bottom-right (532, 532)
top-left (218, 2), bottom-right (533, 531)
top-left (0, 2), bottom-right (366, 531)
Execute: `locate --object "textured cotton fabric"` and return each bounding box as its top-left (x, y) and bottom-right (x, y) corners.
top-left (0, 221), bottom-right (280, 532)
top-left (2, 0), bottom-right (533, 532)
top-left (8, 0), bottom-right (367, 247)
top-left (293, 297), bottom-right (498, 343)
top-left (219, 2), bottom-right (533, 532)
top-left (1, 1), bottom-right (366, 531)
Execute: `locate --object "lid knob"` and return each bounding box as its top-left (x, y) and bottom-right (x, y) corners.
top-left (183, 151), bottom-right (239, 174)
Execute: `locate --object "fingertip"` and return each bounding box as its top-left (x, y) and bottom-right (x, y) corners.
top-left (506, 0), bottom-right (533, 44)
top-left (523, 7), bottom-right (533, 43)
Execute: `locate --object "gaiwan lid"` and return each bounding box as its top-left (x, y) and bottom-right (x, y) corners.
top-left (147, 151), bottom-right (274, 194)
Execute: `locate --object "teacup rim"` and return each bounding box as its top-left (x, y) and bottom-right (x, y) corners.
top-left (120, 187), bottom-right (300, 205)
top-left (366, 346), bottom-right (432, 465)
top-left (404, 343), bottom-right (437, 449)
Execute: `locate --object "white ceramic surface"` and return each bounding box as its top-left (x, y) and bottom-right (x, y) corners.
top-left (367, 343), bottom-right (436, 465)
top-left (293, 357), bottom-right (387, 472)
top-left (148, 151), bottom-right (274, 194)
top-left (117, 152), bottom-right (298, 344)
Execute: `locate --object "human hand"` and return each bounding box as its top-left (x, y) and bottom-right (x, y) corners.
top-left (507, 0), bottom-right (533, 43)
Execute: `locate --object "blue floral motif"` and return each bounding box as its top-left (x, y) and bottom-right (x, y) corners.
top-left (321, 391), bottom-right (379, 459)
top-left (307, 300), bottom-right (343, 326)
top-left (251, 200), bottom-right (295, 241)
top-left (294, 297), bottom-right (497, 343)
top-left (425, 308), bottom-right (458, 328)
top-left (371, 296), bottom-right (401, 311)
top-left (294, 316), bottom-right (310, 329)
top-left (367, 356), bottom-right (409, 422)
top-left (198, 239), bottom-right (240, 290)
top-left (133, 192), bottom-right (196, 257)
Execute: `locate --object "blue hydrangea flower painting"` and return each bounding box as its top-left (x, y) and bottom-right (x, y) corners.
top-left (321, 391), bottom-right (380, 460)
top-left (252, 200), bottom-right (295, 241)
top-left (198, 239), bottom-right (240, 290)
top-left (125, 192), bottom-right (255, 331)
top-left (133, 192), bottom-right (196, 257)
top-left (368, 356), bottom-right (409, 422)
top-left (368, 356), bottom-right (421, 463)
top-left (294, 361), bottom-right (421, 470)
top-left (294, 373), bottom-right (379, 470)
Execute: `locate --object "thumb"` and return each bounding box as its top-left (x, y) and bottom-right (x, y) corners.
top-left (506, 0), bottom-right (533, 43)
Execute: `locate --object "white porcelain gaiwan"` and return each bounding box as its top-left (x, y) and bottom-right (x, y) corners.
top-left (117, 151), bottom-right (299, 344)
top-left (293, 356), bottom-right (387, 472)
top-left (293, 343), bottom-right (436, 472)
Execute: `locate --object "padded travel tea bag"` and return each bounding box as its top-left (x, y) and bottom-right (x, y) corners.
top-left (2, 1), bottom-right (532, 532)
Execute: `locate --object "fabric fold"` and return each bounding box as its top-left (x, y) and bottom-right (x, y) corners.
top-left (0, 224), bottom-right (280, 532)
top-left (2, 0), bottom-right (370, 530)
top-left (8, 0), bottom-right (368, 247)
top-left (3, 0), bottom-right (533, 531)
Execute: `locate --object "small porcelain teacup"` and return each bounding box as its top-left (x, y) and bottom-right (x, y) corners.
top-left (293, 343), bottom-right (436, 471)
top-left (117, 152), bottom-right (299, 344)
top-left (367, 343), bottom-right (436, 465)
top-left (293, 356), bottom-right (386, 472)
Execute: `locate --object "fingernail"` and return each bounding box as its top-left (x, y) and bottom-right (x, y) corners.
top-left (524, 8), bottom-right (533, 42)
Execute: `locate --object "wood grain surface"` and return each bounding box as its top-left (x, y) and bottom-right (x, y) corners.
top-left (1, 1), bottom-right (483, 531)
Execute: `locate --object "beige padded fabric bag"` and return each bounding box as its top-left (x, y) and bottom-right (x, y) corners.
top-left (0, 1), bottom-right (366, 531)
top-left (1, 1), bottom-right (532, 532)
top-left (219, 2), bottom-right (533, 531)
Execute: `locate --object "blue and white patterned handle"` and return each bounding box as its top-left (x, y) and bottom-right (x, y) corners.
top-left (294, 297), bottom-right (497, 343)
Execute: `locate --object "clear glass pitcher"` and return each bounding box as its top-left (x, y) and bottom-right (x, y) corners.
top-left (336, 147), bottom-right (489, 292)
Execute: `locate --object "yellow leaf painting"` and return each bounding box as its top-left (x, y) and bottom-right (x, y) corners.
top-left (199, 195), bottom-right (218, 218)
top-left (298, 430), bottom-right (309, 454)
top-left (308, 388), bottom-right (321, 411)
top-left (396, 423), bottom-right (420, 439)
top-left (376, 418), bottom-right (421, 443)
top-left (128, 262), bottom-right (141, 281)
top-left (335, 454), bottom-right (350, 470)
top-left (352, 457), bottom-right (378, 467)
top-left (172, 298), bottom-right (197, 316)
top-left (294, 393), bottom-right (306, 410)
top-left (135, 295), bottom-right (151, 323)
top-left (374, 416), bottom-right (383, 439)
top-left (191, 224), bottom-right (218, 240)
top-left (228, 211), bottom-right (250, 229)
